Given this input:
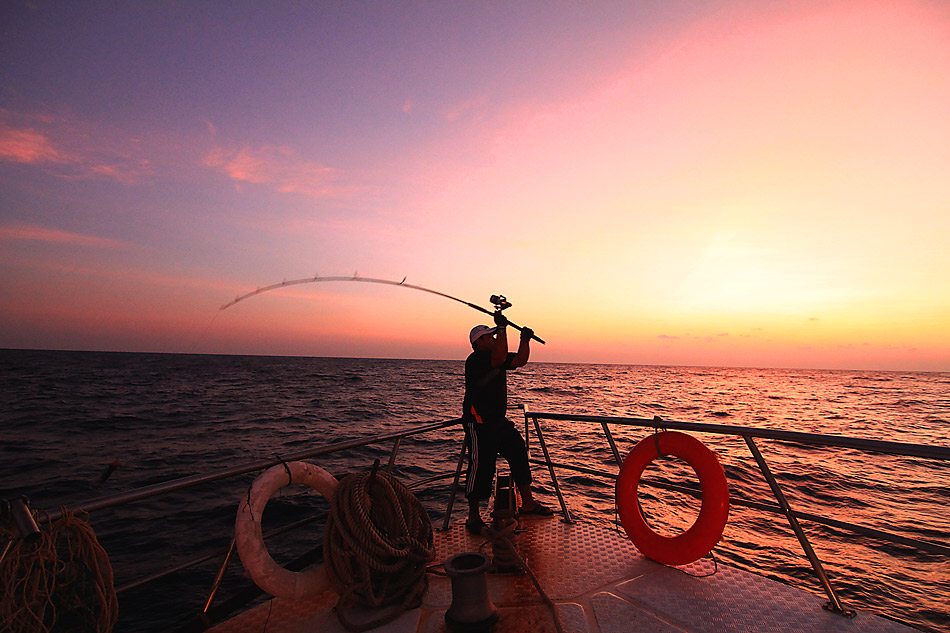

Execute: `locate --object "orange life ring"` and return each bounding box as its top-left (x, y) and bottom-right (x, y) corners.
top-left (616, 431), bottom-right (729, 565)
top-left (235, 461), bottom-right (338, 598)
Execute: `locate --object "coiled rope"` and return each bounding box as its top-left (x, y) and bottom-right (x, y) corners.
top-left (324, 468), bottom-right (434, 632)
top-left (0, 508), bottom-right (118, 633)
top-left (481, 518), bottom-right (519, 570)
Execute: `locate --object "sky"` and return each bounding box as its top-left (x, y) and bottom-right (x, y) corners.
top-left (1, 1), bottom-right (948, 371)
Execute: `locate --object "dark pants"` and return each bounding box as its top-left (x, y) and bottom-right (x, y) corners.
top-left (464, 417), bottom-right (531, 500)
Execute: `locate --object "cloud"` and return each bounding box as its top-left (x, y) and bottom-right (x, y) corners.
top-left (0, 126), bottom-right (64, 164)
top-left (657, 334), bottom-right (680, 340)
top-left (205, 145), bottom-right (341, 199)
top-left (0, 113), bottom-right (150, 184)
top-left (0, 222), bottom-right (131, 249)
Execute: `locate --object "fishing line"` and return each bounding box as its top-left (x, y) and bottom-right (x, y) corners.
top-left (219, 274), bottom-right (545, 344)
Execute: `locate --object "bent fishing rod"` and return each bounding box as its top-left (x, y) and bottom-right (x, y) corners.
top-left (220, 274), bottom-right (545, 344)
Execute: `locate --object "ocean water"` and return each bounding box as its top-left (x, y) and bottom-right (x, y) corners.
top-left (1, 349), bottom-right (948, 632)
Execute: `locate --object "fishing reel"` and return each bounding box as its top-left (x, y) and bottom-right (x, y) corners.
top-left (489, 294), bottom-right (512, 312)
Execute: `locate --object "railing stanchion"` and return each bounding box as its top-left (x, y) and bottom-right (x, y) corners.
top-left (387, 437), bottom-right (402, 474)
top-left (743, 435), bottom-right (855, 617)
top-left (203, 538), bottom-right (237, 614)
top-left (442, 439), bottom-right (468, 531)
top-left (529, 413), bottom-right (574, 523)
top-left (602, 422), bottom-right (624, 467)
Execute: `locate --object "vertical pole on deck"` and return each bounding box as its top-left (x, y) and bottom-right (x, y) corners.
top-left (601, 422), bottom-right (624, 467)
top-left (387, 437), bottom-right (402, 474)
top-left (442, 439), bottom-right (468, 531)
top-left (203, 538), bottom-right (237, 614)
top-left (527, 410), bottom-right (574, 523)
top-left (743, 435), bottom-right (855, 617)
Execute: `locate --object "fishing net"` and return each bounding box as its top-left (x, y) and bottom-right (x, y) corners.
top-left (0, 507), bottom-right (118, 633)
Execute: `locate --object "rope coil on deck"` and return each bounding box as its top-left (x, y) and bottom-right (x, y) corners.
top-left (483, 518), bottom-right (519, 571)
top-left (0, 507), bottom-right (118, 633)
top-left (324, 468), bottom-right (435, 632)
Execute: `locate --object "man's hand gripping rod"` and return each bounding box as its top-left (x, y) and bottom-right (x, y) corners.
top-left (488, 294), bottom-right (545, 345)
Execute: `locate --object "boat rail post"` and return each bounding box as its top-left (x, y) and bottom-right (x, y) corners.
top-left (203, 537), bottom-right (237, 616)
top-left (442, 440), bottom-right (469, 531)
top-left (743, 435), bottom-right (855, 617)
top-left (601, 422), bottom-right (624, 467)
top-left (387, 437), bottom-right (402, 474)
top-left (526, 410), bottom-right (574, 523)
top-left (517, 404), bottom-right (530, 453)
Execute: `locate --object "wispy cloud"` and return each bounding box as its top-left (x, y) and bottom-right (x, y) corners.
top-left (0, 222), bottom-right (131, 249)
top-left (0, 126), bottom-right (64, 164)
top-left (204, 145), bottom-right (341, 199)
top-left (0, 111), bottom-right (151, 184)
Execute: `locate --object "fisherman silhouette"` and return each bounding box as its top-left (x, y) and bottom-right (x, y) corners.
top-left (461, 313), bottom-right (553, 534)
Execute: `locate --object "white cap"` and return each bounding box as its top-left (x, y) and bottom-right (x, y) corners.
top-left (469, 325), bottom-right (496, 345)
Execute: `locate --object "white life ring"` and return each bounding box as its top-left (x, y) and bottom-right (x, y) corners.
top-left (235, 461), bottom-right (338, 599)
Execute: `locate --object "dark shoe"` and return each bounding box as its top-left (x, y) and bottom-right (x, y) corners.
top-left (518, 502), bottom-right (554, 517)
top-left (466, 518), bottom-right (487, 535)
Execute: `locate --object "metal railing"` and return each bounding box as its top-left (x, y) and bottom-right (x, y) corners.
top-left (40, 418), bottom-right (461, 523)
top-left (519, 407), bottom-right (950, 617)
top-left (28, 417), bottom-right (463, 606)
top-left (8, 409), bottom-right (949, 627)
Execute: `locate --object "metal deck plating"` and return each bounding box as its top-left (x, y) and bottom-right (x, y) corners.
top-left (208, 516), bottom-right (915, 633)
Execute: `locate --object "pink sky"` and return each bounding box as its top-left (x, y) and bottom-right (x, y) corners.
top-left (1, 1), bottom-right (948, 370)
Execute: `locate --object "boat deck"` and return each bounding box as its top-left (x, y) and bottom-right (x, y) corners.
top-left (208, 516), bottom-right (916, 633)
